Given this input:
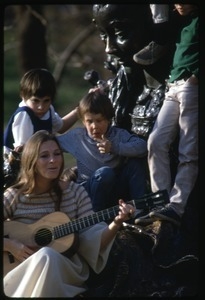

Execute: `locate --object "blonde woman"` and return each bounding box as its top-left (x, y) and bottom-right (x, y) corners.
top-left (3, 130), bottom-right (135, 297)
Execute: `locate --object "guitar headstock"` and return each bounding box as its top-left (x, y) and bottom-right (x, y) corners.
top-left (132, 190), bottom-right (169, 210)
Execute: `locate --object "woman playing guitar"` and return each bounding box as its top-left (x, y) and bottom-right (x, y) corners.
top-left (3, 130), bottom-right (136, 297)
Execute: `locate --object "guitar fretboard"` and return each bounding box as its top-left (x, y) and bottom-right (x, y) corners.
top-left (53, 189), bottom-right (168, 239)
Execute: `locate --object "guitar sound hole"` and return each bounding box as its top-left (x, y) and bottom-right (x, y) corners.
top-left (35, 228), bottom-right (52, 246)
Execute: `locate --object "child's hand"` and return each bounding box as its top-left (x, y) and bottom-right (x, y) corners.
top-left (14, 145), bottom-right (24, 153)
top-left (95, 134), bottom-right (112, 154)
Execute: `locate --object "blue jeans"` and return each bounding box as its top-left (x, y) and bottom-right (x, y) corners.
top-left (82, 157), bottom-right (147, 211)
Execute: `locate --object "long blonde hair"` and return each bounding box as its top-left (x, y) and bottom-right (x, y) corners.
top-left (12, 130), bottom-right (64, 210)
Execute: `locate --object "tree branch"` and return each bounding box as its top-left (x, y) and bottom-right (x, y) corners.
top-left (53, 23), bottom-right (96, 86)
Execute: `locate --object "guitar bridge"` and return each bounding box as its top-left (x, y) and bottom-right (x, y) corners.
top-left (7, 252), bottom-right (15, 263)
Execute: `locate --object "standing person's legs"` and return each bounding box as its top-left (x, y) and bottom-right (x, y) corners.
top-left (148, 88), bottom-right (179, 194)
top-left (148, 81), bottom-right (198, 225)
top-left (133, 4), bottom-right (169, 65)
top-left (168, 82), bottom-right (198, 216)
top-left (134, 84), bottom-right (180, 225)
top-left (150, 4), bottom-right (169, 24)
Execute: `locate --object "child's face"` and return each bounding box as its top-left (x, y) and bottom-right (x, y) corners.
top-left (24, 96), bottom-right (52, 118)
top-left (174, 4), bottom-right (198, 16)
top-left (82, 112), bottom-right (110, 139)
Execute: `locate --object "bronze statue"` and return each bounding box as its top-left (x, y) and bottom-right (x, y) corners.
top-left (91, 4), bottom-right (182, 137)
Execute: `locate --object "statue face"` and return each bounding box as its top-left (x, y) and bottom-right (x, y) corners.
top-left (93, 4), bottom-right (151, 68)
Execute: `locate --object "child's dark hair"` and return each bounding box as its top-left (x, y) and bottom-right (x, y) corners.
top-left (78, 89), bottom-right (115, 120)
top-left (19, 68), bottom-right (56, 102)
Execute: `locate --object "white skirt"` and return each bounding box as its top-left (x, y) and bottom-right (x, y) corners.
top-left (4, 222), bottom-right (114, 297)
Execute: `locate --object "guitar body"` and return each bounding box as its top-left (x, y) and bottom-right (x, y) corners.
top-left (4, 212), bottom-right (77, 277)
top-left (3, 190), bottom-right (168, 276)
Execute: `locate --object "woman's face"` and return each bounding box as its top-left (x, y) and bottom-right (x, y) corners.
top-left (35, 140), bottom-right (63, 181)
top-left (93, 5), bottom-right (151, 68)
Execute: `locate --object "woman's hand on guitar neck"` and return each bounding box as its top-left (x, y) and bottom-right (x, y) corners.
top-left (100, 199), bottom-right (136, 249)
top-left (113, 199), bottom-right (136, 226)
top-left (4, 237), bottom-right (35, 263)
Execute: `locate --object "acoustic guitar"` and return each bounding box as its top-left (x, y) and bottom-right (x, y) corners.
top-left (4, 190), bottom-right (168, 276)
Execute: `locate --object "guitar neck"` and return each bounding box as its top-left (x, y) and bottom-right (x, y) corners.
top-left (53, 205), bottom-right (118, 240)
top-left (53, 190), bottom-right (168, 239)
top-left (3, 190), bottom-right (168, 276)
